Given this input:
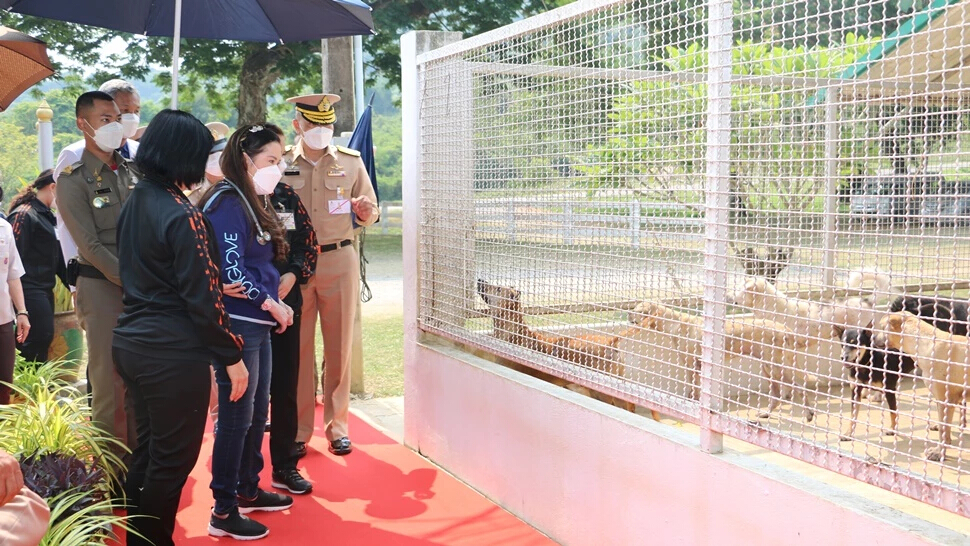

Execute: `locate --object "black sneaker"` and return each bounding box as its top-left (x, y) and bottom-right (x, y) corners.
top-left (208, 508), bottom-right (269, 541)
top-left (292, 442), bottom-right (307, 460)
top-left (237, 489), bottom-right (293, 514)
top-left (272, 469), bottom-right (313, 495)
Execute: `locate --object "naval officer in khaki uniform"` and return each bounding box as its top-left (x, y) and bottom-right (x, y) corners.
top-left (284, 93), bottom-right (378, 456)
top-left (58, 91), bottom-right (137, 458)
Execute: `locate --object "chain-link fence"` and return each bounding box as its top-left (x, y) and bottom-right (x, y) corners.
top-left (412, 0), bottom-right (970, 517)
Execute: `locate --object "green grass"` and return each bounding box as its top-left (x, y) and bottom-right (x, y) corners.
top-left (312, 312), bottom-right (404, 398)
top-left (361, 313), bottom-right (404, 397)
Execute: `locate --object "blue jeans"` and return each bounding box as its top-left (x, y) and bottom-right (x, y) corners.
top-left (210, 319), bottom-right (273, 515)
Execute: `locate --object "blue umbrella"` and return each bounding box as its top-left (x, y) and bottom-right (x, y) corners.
top-left (0, 0), bottom-right (375, 106)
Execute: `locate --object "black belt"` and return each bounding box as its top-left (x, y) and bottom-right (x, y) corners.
top-left (318, 239), bottom-right (352, 254)
top-left (77, 263), bottom-right (107, 280)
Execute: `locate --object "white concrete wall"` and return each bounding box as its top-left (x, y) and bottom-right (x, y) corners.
top-left (404, 338), bottom-right (964, 546)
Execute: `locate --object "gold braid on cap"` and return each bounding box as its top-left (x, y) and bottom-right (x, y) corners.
top-left (295, 97), bottom-right (335, 125)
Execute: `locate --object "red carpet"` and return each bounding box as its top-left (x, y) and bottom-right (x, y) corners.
top-left (126, 408), bottom-right (555, 545)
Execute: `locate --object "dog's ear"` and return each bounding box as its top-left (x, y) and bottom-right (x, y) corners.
top-left (886, 314), bottom-right (904, 331)
top-left (832, 325), bottom-right (845, 339)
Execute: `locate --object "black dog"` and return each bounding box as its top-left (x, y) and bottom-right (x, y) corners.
top-left (889, 295), bottom-right (970, 336)
top-left (836, 326), bottom-right (916, 441)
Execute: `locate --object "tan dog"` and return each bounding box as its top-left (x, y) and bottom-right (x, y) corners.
top-left (726, 276), bottom-right (884, 342)
top-left (634, 302), bottom-right (814, 421)
top-left (476, 279), bottom-right (660, 420)
top-left (875, 312), bottom-right (970, 462)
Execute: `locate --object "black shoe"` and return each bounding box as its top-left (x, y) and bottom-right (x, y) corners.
top-left (292, 442), bottom-right (307, 460)
top-left (208, 508), bottom-right (269, 540)
top-left (272, 469), bottom-right (313, 495)
top-left (329, 437), bottom-right (352, 456)
top-left (264, 421), bottom-right (271, 432)
top-left (237, 489), bottom-right (293, 514)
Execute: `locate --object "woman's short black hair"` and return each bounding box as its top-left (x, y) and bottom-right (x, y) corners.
top-left (134, 109), bottom-right (213, 188)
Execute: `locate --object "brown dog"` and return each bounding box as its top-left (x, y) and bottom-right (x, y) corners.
top-left (875, 312), bottom-right (970, 462)
top-left (476, 279), bottom-right (660, 419)
top-left (634, 302), bottom-right (814, 421)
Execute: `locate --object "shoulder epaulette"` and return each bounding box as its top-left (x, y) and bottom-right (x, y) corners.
top-left (61, 160), bottom-right (84, 176)
top-left (284, 144), bottom-right (294, 154)
top-left (336, 145), bottom-right (360, 157)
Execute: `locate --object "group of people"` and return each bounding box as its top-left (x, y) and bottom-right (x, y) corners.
top-left (0, 79), bottom-right (378, 545)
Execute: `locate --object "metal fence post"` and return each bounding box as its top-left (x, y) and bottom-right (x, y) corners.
top-left (699, 0), bottom-right (733, 455)
top-left (402, 30), bottom-right (463, 448)
top-left (381, 201), bottom-right (389, 234)
top-left (822, 88), bottom-right (840, 289)
top-left (631, 200), bottom-right (642, 249)
top-left (564, 201), bottom-right (574, 246)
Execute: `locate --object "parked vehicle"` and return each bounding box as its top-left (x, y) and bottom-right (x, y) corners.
top-left (849, 173), bottom-right (945, 221)
top-left (920, 179), bottom-right (970, 226)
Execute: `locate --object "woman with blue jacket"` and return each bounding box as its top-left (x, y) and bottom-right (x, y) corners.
top-left (200, 123), bottom-right (294, 541)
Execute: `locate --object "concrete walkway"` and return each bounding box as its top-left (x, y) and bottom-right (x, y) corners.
top-left (352, 396), bottom-right (405, 443)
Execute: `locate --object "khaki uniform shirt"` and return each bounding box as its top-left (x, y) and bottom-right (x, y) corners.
top-left (57, 148), bottom-right (136, 286)
top-left (283, 141), bottom-right (378, 246)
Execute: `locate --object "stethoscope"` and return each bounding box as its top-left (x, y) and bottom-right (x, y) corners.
top-left (206, 179), bottom-right (272, 245)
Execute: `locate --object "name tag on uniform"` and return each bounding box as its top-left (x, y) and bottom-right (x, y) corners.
top-left (328, 199), bottom-right (351, 215)
top-left (279, 212), bottom-right (296, 230)
top-left (327, 168), bottom-right (346, 177)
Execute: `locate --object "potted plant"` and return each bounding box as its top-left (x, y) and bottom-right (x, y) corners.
top-left (0, 371), bottom-right (135, 545)
top-left (50, 278), bottom-right (83, 381)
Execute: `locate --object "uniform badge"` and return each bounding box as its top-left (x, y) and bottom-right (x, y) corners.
top-left (327, 166), bottom-right (346, 177)
top-left (93, 196), bottom-right (110, 209)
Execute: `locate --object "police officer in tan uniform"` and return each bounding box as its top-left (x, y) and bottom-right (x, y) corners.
top-left (283, 93), bottom-right (378, 456)
top-left (58, 91), bottom-right (137, 463)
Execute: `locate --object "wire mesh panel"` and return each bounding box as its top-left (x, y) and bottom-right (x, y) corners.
top-left (414, 0), bottom-right (970, 516)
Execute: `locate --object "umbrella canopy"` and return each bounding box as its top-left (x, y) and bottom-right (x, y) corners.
top-left (0, 0), bottom-right (374, 42)
top-left (1, 0), bottom-right (375, 107)
top-left (0, 26), bottom-right (53, 111)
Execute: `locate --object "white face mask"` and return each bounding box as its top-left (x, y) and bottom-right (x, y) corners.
top-left (301, 126), bottom-right (333, 150)
top-left (206, 152), bottom-right (223, 178)
top-left (247, 155), bottom-right (282, 195)
top-left (84, 120), bottom-right (124, 152)
top-left (121, 113), bottom-right (140, 138)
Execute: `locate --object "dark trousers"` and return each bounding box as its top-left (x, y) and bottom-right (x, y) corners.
top-left (0, 322), bottom-right (13, 405)
top-left (18, 289), bottom-right (54, 363)
top-left (113, 347), bottom-right (210, 546)
top-left (210, 320), bottom-right (272, 515)
top-left (270, 312), bottom-right (301, 472)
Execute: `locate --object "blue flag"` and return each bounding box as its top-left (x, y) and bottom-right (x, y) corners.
top-left (348, 102), bottom-right (379, 203)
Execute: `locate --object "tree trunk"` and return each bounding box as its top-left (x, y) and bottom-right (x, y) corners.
top-left (237, 44), bottom-right (285, 126)
top-left (321, 37), bottom-right (357, 135)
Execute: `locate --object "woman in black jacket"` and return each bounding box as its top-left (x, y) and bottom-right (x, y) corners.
top-left (112, 110), bottom-right (249, 546)
top-left (8, 170), bottom-right (67, 363)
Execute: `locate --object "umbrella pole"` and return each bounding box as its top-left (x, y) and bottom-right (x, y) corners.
top-left (170, 0), bottom-right (183, 109)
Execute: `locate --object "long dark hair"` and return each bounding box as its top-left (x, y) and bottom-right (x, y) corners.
top-left (134, 109), bottom-right (213, 192)
top-left (9, 169), bottom-right (55, 214)
top-left (200, 123), bottom-right (288, 261)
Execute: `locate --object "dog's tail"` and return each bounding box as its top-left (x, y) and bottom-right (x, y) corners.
top-left (847, 268), bottom-right (894, 301)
